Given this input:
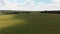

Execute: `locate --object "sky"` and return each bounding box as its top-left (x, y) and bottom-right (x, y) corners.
top-left (0, 0), bottom-right (60, 11)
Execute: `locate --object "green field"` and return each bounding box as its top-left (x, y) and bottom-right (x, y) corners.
top-left (0, 13), bottom-right (60, 34)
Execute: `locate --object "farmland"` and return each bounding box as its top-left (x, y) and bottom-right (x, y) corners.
top-left (0, 13), bottom-right (60, 34)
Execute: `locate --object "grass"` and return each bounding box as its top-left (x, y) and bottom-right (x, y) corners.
top-left (0, 14), bottom-right (27, 29)
top-left (0, 13), bottom-right (60, 34)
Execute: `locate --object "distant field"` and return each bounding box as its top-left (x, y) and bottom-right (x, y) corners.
top-left (0, 13), bottom-right (60, 34)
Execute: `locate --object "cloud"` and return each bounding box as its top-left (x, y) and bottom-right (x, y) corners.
top-left (52, 0), bottom-right (60, 4)
top-left (0, 0), bottom-right (60, 11)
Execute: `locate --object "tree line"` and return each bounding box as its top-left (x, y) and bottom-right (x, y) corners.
top-left (40, 10), bottom-right (60, 14)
